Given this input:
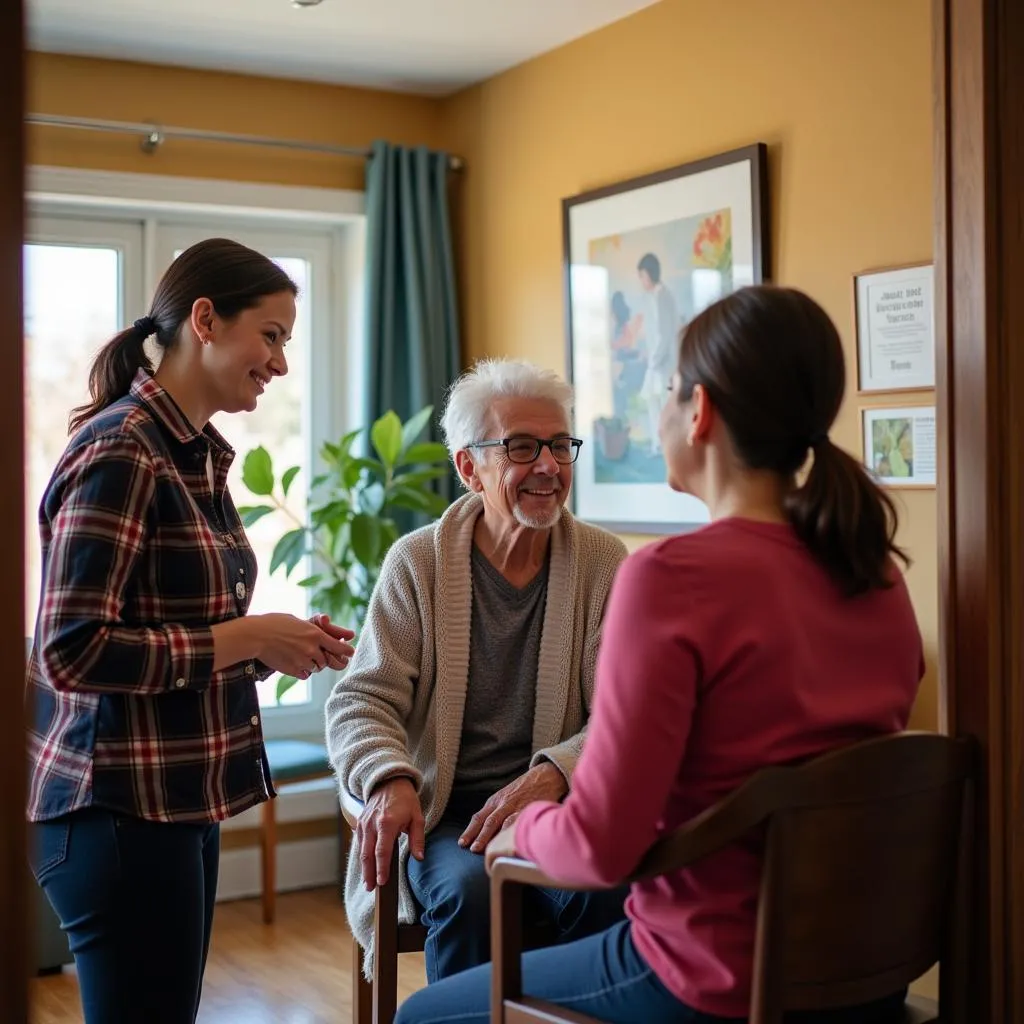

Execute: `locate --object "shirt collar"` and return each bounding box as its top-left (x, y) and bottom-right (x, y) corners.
top-left (130, 369), bottom-right (234, 455)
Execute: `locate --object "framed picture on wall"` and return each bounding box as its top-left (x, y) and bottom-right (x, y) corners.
top-left (854, 262), bottom-right (936, 393)
top-left (561, 143), bottom-right (770, 534)
top-left (860, 402), bottom-right (937, 489)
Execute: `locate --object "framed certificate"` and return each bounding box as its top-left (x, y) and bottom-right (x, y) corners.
top-left (854, 263), bottom-right (935, 393)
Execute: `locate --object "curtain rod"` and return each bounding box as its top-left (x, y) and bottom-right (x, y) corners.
top-left (25, 113), bottom-right (464, 171)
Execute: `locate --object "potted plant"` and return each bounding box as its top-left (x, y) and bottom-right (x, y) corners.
top-left (238, 405), bottom-right (452, 699)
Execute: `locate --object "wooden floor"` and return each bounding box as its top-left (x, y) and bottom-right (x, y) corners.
top-left (30, 887), bottom-right (428, 1024)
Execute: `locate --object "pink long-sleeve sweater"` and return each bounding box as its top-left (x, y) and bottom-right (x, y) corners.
top-left (517, 518), bottom-right (924, 1018)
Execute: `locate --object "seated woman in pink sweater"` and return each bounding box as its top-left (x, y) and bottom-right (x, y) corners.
top-left (395, 285), bottom-right (924, 1024)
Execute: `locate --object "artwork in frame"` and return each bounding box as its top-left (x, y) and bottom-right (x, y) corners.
top-left (860, 403), bottom-right (937, 489)
top-left (562, 143), bottom-right (770, 534)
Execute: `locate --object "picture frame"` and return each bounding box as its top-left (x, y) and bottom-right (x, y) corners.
top-left (562, 143), bottom-right (770, 534)
top-left (860, 402), bottom-right (937, 489)
top-left (854, 262), bottom-right (936, 393)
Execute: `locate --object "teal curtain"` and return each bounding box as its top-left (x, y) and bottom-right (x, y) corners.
top-left (364, 140), bottom-right (461, 501)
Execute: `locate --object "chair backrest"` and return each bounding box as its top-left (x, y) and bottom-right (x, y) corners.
top-left (748, 732), bottom-right (973, 1024)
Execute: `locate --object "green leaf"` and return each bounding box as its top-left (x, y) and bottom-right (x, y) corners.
top-left (399, 442), bottom-right (450, 466)
top-left (281, 466), bottom-right (301, 497)
top-left (399, 406), bottom-right (433, 454)
top-left (242, 447), bottom-right (274, 496)
top-left (351, 457), bottom-right (386, 477)
top-left (311, 500), bottom-right (351, 529)
top-left (236, 504), bottom-right (275, 528)
top-left (379, 520), bottom-right (400, 561)
top-left (371, 411), bottom-right (403, 468)
top-left (393, 467), bottom-right (450, 487)
top-left (269, 528), bottom-right (307, 576)
top-left (338, 427), bottom-right (363, 455)
top-left (425, 494), bottom-right (451, 517)
top-left (276, 675), bottom-right (299, 702)
top-left (322, 579), bottom-right (354, 621)
top-left (358, 481), bottom-right (386, 515)
top-left (296, 574), bottom-right (323, 588)
top-left (350, 513), bottom-right (382, 568)
top-left (389, 488), bottom-right (433, 513)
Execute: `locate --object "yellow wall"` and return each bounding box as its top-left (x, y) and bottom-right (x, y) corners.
top-left (26, 0), bottom-right (938, 730)
top-left (442, 0), bottom-right (938, 731)
top-left (27, 52), bottom-right (443, 190)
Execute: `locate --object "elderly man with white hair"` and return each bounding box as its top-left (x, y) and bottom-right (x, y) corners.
top-left (326, 358), bottom-right (628, 983)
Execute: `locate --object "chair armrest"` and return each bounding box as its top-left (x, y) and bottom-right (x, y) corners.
top-left (339, 788), bottom-right (364, 831)
top-left (488, 856), bottom-right (564, 890)
top-left (484, 767), bottom-right (784, 895)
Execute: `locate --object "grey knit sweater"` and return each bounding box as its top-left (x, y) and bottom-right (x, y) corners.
top-left (324, 492), bottom-right (627, 970)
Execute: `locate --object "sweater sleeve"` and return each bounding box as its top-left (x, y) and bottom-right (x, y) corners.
top-left (324, 537), bottom-right (427, 801)
top-left (517, 545), bottom-right (699, 886)
top-left (532, 532), bottom-right (628, 783)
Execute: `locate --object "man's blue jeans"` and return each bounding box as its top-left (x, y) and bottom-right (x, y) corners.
top-left (406, 790), bottom-right (628, 982)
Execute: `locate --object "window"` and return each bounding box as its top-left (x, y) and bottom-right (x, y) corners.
top-left (25, 171), bottom-right (365, 738)
top-left (23, 217), bottom-right (144, 638)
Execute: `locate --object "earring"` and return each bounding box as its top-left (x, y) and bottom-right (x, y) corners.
top-left (686, 434), bottom-right (695, 447)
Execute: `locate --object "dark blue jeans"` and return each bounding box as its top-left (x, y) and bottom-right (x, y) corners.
top-left (407, 790), bottom-right (628, 982)
top-left (29, 807), bottom-right (220, 1024)
top-left (394, 919), bottom-right (909, 1024)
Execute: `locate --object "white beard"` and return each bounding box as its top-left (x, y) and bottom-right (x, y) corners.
top-left (512, 500), bottom-right (561, 530)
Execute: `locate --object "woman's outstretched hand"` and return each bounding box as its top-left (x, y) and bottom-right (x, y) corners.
top-left (255, 613), bottom-right (355, 678)
top-left (309, 613), bottom-right (356, 672)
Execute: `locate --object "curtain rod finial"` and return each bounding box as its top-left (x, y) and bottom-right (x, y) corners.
top-left (140, 127), bottom-right (164, 154)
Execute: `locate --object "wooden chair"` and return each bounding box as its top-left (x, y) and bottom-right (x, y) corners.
top-left (340, 788), bottom-right (428, 1024)
top-left (260, 739), bottom-right (334, 926)
top-left (489, 732), bottom-right (974, 1024)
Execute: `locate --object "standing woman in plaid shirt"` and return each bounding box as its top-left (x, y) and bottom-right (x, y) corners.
top-left (26, 237), bottom-right (355, 1024)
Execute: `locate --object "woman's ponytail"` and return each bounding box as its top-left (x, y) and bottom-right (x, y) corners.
top-left (677, 285), bottom-right (909, 597)
top-left (784, 438), bottom-right (908, 597)
top-left (69, 319), bottom-right (155, 434)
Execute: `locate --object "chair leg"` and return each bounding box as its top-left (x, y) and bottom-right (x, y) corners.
top-left (352, 937), bottom-right (373, 1024)
top-left (260, 797), bottom-right (277, 925)
top-left (372, 847), bottom-right (401, 1024)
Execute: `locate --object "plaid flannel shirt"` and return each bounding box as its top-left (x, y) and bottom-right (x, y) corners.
top-left (26, 370), bottom-right (276, 824)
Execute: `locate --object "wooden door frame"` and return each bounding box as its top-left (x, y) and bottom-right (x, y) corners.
top-left (1, 1), bottom-right (1021, 1022)
top-left (935, 0), bottom-right (1024, 1020)
top-left (0, 0), bottom-right (27, 1019)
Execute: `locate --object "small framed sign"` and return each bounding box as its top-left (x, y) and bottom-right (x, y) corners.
top-left (854, 263), bottom-right (935, 393)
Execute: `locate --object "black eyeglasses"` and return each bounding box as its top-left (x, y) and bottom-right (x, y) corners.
top-left (467, 436), bottom-right (583, 465)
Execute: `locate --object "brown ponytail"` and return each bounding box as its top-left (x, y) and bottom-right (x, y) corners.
top-left (69, 237), bottom-right (297, 434)
top-left (677, 285), bottom-right (907, 597)
top-left (785, 437), bottom-right (906, 595)
top-left (71, 324), bottom-right (155, 433)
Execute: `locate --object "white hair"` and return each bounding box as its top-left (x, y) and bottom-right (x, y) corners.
top-left (440, 358), bottom-right (575, 456)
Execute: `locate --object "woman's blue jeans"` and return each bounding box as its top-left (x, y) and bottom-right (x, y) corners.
top-left (29, 806), bottom-right (220, 1024)
top-left (394, 919), bottom-right (909, 1024)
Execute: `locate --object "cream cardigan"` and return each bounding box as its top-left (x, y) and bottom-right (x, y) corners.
top-left (324, 492), bottom-right (627, 968)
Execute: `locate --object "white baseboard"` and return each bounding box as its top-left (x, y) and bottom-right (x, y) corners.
top-left (215, 776), bottom-right (342, 903)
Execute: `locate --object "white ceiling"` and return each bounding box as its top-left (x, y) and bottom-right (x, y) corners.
top-left (28, 0), bottom-right (663, 96)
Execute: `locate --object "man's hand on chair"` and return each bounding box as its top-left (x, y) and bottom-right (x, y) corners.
top-left (459, 762), bottom-right (568, 854)
top-left (358, 777), bottom-right (424, 891)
